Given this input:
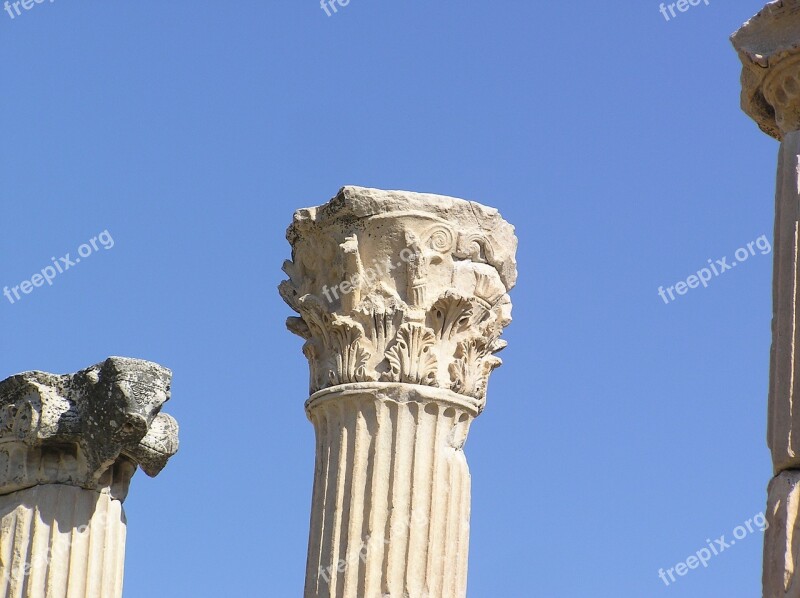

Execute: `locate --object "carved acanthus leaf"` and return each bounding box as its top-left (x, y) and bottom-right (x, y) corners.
top-left (303, 341), bottom-right (324, 393)
top-left (356, 303), bottom-right (406, 358)
top-left (429, 292), bottom-right (474, 340)
top-left (326, 320), bottom-right (376, 386)
top-left (449, 338), bottom-right (503, 399)
top-left (383, 323), bottom-right (438, 386)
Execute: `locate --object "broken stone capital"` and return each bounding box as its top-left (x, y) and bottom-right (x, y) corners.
top-left (0, 357), bottom-right (179, 598)
top-left (281, 186), bottom-right (517, 597)
top-left (0, 356), bottom-right (179, 501)
top-left (732, 1), bottom-right (800, 138)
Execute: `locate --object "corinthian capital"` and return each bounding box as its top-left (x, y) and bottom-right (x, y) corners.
top-left (279, 186), bottom-right (517, 404)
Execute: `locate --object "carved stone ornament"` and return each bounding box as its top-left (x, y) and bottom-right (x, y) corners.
top-left (280, 186), bottom-right (518, 405)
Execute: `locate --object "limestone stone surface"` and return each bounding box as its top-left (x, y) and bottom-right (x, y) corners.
top-left (282, 187), bottom-right (517, 598)
top-left (280, 186), bottom-right (517, 403)
top-left (305, 384), bottom-right (475, 598)
top-left (0, 357), bottom-right (179, 598)
top-left (734, 4), bottom-right (800, 595)
top-left (764, 472), bottom-right (800, 597)
top-left (0, 485), bottom-right (126, 598)
top-left (732, 0), bottom-right (800, 139)
top-left (0, 356), bottom-right (178, 498)
top-left (766, 130), bottom-right (800, 473)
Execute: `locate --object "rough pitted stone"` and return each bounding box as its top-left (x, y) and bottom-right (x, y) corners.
top-left (0, 356), bottom-right (179, 500)
top-left (0, 357), bottom-right (179, 598)
top-left (732, 1), bottom-right (800, 139)
top-left (282, 187), bottom-right (517, 598)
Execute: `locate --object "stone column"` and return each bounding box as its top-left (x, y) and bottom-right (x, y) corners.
top-left (733, 3), bottom-right (800, 596)
top-left (280, 186), bottom-right (517, 598)
top-left (0, 357), bottom-right (179, 598)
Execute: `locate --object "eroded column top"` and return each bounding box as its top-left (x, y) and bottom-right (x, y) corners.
top-left (280, 186), bottom-right (517, 407)
top-left (732, 0), bottom-right (800, 138)
top-left (0, 357), bottom-right (179, 500)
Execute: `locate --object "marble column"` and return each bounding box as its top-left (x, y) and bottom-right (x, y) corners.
top-left (733, 3), bottom-right (800, 596)
top-left (281, 186), bottom-right (517, 598)
top-left (0, 357), bottom-right (179, 598)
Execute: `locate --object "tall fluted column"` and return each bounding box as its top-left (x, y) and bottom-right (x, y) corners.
top-left (0, 357), bottom-right (179, 598)
top-left (280, 186), bottom-right (517, 598)
top-left (733, 3), bottom-right (800, 596)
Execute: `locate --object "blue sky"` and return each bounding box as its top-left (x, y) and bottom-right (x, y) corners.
top-left (0, 1), bottom-right (781, 596)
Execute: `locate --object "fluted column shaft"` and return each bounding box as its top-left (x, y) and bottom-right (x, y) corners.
top-left (768, 130), bottom-right (800, 473)
top-left (0, 485), bottom-right (126, 598)
top-left (763, 130), bottom-right (800, 597)
top-left (305, 384), bottom-right (474, 598)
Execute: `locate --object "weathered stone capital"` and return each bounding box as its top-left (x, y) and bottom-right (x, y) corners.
top-left (280, 186), bottom-right (517, 406)
top-left (0, 357), bottom-right (179, 500)
top-left (732, 1), bottom-right (800, 138)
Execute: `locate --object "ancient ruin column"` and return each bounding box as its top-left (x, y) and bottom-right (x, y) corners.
top-left (0, 357), bottom-right (179, 598)
top-left (733, 3), bottom-right (800, 596)
top-left (280, 186), bottom-right (517, 598)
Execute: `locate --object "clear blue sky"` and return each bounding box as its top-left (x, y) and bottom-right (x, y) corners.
top-left (0, 1), bottom-right (780, 596)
